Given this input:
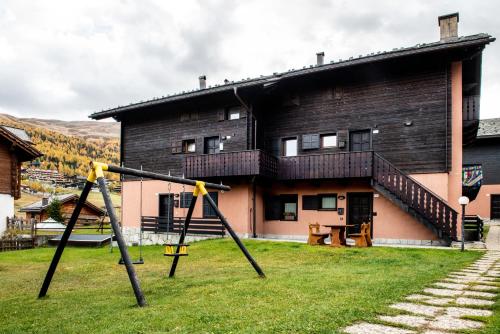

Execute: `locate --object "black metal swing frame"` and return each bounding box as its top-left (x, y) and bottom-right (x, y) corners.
top-left (38, 162), bottom-right (265, 307)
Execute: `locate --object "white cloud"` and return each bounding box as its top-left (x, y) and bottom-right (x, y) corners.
top-left (0, 0), bottom-right (498, 120)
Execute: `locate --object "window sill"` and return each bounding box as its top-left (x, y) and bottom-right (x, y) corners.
top-left (318, 208), bottom-right (338, 211)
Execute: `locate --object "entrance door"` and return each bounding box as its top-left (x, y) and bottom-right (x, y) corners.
top-left (347, 192), bottom-right (373, 235)
top-left (203, 192), bottom-right (219, 218)
top-left (491, 195), bottom-right (500, 219)
top-left (204, 136), bottom-right (220, 154)
top-left (350, 130), bottom-right (371, 152)
top-left (159, 194), bottom-right (174, 227)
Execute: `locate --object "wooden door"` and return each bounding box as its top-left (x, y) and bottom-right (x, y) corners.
top-left (491, 195), bottom-right (500, 219)
top-left (347, 192), bottom-right (373, 235)
top-left (158, 194), bottom-right (174, 227)
top-left (204, 136), bottom-right (220, 154)
top-left (349, 130), bottom-right (371, 152)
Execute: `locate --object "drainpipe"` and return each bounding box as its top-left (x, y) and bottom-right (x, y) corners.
top-left (233, 87), bottom-right (250, 111)
top-left (252, 176), bottom-right (257, 238)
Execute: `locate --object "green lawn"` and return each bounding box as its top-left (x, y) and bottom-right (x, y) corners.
top-left (0, 240), bottom-right (495, 333)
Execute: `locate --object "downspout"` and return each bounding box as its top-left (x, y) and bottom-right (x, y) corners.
top-left (445, 66), bottom-right (448, 171)
top-left (234, 87), bottom-right (258, 238)
top-left (252, 176), bottom-right (257, 238)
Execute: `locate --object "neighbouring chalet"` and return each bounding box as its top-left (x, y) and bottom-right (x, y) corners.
top-left (20, 193), bottom-right (106, 223)
top-left (90, 13), bottom-right (495, 245)
top-left (464, 118), bottom-right (500, 219)
top-left (0, 126), bottom-right (42, 235)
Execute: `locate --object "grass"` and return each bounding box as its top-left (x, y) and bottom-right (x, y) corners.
top-left (0, 240), bottom-right (491, 333)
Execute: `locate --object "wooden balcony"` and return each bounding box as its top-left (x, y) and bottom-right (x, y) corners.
top-left (462, 95), bottom-right (481, 145)
top-left (184, 150), bottom-right (373, 180)
top-left (184, 150), bottom-right (279, 179)
top-left (278, 151), bottom-right (373, 180)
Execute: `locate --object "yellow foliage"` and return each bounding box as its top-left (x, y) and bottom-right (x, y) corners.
top-left (1, 119), bottom-right (120, 180)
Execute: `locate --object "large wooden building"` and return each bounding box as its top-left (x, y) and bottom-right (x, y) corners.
top-left (91, 13), bottom-right (495, 245)
top-left (0, 126), bottom-right (42, 235)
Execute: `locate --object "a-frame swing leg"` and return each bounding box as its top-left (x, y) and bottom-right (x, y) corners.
top-left (168, 182), bottom-right (266, 278)
top-left (96, 175), bottom-right (147, 307)
top-left (168, 192), bottom-right (198, 278)
top-left (203, 189), bottom-right (266, 278)
top-left (38, 180), bottom-right (94, 298)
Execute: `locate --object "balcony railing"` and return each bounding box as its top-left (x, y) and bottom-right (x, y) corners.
top-left (278, 151), bottom-right (373, 180)
top-left (184, 150), bottom-right (279, 179)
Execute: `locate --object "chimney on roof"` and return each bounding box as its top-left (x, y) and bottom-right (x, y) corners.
top-left (316, 52), bottom-right (325, 65)
top-left (438, 13), bottom-right (459, 41)
top-left (199, 75), bottom-right (207, 89)
top-left (42, 197), bottom-right (49, 206)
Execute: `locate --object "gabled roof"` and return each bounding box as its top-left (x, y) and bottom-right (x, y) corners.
top-left (20, 193), bottom-right (105, 215)
top-left (90, 33), bottom-right (495, 120)
top-left (477, 118), bottom-right (500, 138)
top-left (0, 125), bottom-right (42, 161)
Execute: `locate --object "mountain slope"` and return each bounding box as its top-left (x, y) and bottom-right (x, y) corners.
top-left (0, 113), bottom-right (119, 139)
top-left (0, 114), bottom-right (120, 180)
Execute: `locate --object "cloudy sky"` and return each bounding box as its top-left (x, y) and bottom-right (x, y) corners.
top-left (0, 0), bottom-right (498, 121)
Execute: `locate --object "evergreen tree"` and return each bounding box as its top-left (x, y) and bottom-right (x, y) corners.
top-left (46, 198), bottom-right (64, 222)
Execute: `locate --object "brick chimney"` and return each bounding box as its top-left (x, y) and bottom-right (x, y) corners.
top-left (199, 75), bottom-right (207, 89)
top-left (438, 13), bottom-right (459, 41)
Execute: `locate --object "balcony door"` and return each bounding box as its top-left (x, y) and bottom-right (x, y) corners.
top-left (349, 130), bottom-right (371, 152)
top-left (204, 136), bottom-right (220, 154)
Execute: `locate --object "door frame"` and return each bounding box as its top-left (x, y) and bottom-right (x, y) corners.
top-left (158, 193), bottom-right (175, 225)
top-left (348, 129), bottom-right (373, 152)
top-left (346, 192), bottom-right (374, 236)
top-left (491, 194), bottom-right (500, 219)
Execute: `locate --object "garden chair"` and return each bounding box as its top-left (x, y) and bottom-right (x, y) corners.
top-left (307, 223), bottom-right (329, 245)
top-left (348, 223), bottom-right (372, 247)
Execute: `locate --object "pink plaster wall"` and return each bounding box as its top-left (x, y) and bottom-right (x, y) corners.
top-left (449, 61), bottom-right (463, 214)
top-left (465, 184), bottom-right (500, 219)
top-left (121, 180), bottom-right (252, 234)
top-left (258, 181), bottom-right (437, 240)
top-left (409, 173), bottom-right (449, 200)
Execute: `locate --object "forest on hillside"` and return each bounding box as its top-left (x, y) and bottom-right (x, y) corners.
top-left (0, 117), bottom-right (120, 180)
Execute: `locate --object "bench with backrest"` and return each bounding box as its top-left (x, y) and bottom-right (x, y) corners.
top-left (308, 223), bottom-right (330, 245)
top-left (348, 223), bottom-right (372, 247)
top-left (141, 216), bottom-right (225, 237)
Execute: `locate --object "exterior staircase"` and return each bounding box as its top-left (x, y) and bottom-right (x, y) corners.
top-left (371, 153), bottom-right (458, 243)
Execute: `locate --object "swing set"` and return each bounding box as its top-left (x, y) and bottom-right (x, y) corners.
top-left (38, 162), bottom-right (265, 307)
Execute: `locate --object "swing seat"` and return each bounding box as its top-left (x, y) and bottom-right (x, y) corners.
top-left (118, 258), bottom-right (144, 265)
top-left (164, 243), bottom-right (190, 257)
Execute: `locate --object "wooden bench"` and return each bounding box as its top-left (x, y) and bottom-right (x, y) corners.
top-left (308, 223), bottom-right (330, 245)
top-left (348, 223), bottom-right (372, 247)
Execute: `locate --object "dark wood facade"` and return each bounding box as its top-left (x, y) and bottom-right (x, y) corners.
top-left (464, 137), bottom-right (500, 185)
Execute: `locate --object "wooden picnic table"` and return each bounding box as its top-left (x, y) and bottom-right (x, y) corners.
top-left (322, 224), bottom-right (355, 247)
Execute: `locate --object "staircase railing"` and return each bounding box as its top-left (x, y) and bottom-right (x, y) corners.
top-left (372, 152), bottom-right (458, 240)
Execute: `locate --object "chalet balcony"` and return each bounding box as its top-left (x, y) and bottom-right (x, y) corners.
top-left (184, 150), bottom-right (373, 180)
top-left (278, 151), bottom-right (373, 180)
top-left (463, 95), bottom-right (480, 145)
top-left (184, 150), bottom-right (279, 179)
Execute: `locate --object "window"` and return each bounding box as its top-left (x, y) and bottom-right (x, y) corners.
top-left (319, 194), bottom-right (337, 210)
top-left (321, 134), bottom-right (337, 148)
top-left (283, 138), bottom-right (297, 157)
top-left (302, 134), bottom-right (320, 150)
top-left (180, 192), bottom-right (193, 208)
top-left (265, 194), bottom-right (298, 221)
top-left (204, 136), bottom-right (220, 154)
top-left (182, 139), bottom-right (196, 153)
top-left (203, 192), bottom-right (218, 218)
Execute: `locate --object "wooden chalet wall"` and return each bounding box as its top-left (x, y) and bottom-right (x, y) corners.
top-left (121, 99), bottom-right (249, 177)
top-left (258, 58), bottom-right (452, 174)
top-left (464, 137), bottom-right (500, 185)
top-left (0, 138), bottom-right (13, 195)
top-left (121, 56), bottom-right (454, 178)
